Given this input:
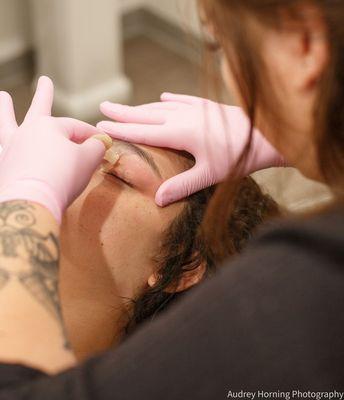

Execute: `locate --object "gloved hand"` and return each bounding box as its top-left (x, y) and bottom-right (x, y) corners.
top-left (97, 93), bottom-right (286, 207)
top-left (0, 76), bottom-right (111, 223)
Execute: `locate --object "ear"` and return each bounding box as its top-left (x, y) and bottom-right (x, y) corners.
top-left (297, 4), bottom-right (329, 89)
top-left (265, 3), bottom-right (329, 92)
top-left (147, 262), bottom-right (207, 294)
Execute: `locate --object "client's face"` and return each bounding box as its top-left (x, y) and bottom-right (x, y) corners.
top-left (59, 141), bottom-right (188, 361)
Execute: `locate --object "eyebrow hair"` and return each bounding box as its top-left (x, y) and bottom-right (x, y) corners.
top-left (120, 142), bottom-right (162, 178)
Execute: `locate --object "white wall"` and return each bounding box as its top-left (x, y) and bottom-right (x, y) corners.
top-left (0, 0), bottom-right (143, 65)
top-left (148, 0), bottom-right (200, 34)
top-left (121, 0), bottom-right (201, 36)
top-left (120, 0), bottom-right (145, 13)
top-left (0, 0), bottom-right (32, 64)
top-left (31, 0), bottom-right (131, 120)
top-left (0, 0), bottom-right (199, 67)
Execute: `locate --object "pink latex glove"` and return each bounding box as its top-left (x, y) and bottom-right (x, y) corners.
top-left (0, 76), bottom-right (109, 223)
top-left (97, 93), bottom-right (286, 206)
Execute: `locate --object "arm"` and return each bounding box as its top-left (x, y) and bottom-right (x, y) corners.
top-left (0, 77), bottom-right (110, 374)
top-left (0, 200), bottom-right (74, 374)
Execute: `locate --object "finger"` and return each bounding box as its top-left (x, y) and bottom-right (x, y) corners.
top-left (80, 136), bottom-right (108, 173)
top-left (155, 165), bottom-right (208, 207)
top-left (134, 102), bottom-right (180, 110)
top-left (57, 117), bottom-right (105, 143)
top-left (100, 102), bottom-right (166, 124)
top-left (0, 91), bottom-right (18, 145)
top-left (97, 121), bottom-right (177, 148)
top-left (101, 101), bottom-right (179, 113)
top-left (24, 76), bottom-right (54, 122)
top-left (161, 92), bottom-right (202, 105)
top-left (91, 133), bottom-right (113, 150)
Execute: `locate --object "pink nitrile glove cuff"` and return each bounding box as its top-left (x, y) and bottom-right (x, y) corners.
top-left (244, 127), bottom-right (286, 175)
top-left (0, 179), bottom-right (63, 224)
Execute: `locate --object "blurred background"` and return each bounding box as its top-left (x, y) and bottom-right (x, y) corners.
top-left (0, 0), bottom-right (332, 211)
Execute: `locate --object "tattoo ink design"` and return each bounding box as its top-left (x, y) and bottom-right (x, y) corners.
top-left (0, 201), bottom-right (70, 349)
top-left (0, 268), bottom-right (9, 290)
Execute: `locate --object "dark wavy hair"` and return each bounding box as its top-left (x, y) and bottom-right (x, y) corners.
top-left (125, 176), bottom-right (280, 334)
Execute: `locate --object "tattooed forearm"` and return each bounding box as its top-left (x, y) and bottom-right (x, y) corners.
top-left (0, 200), bottom-right (70, 348)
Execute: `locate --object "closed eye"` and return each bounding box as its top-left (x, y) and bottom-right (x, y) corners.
top-left (105, 171), bottom-right (134, 188)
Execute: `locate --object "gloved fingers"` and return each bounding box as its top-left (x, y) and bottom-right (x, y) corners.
top-left (100, 102), bottom-right (166, 124)
top-left (97, 120), bottom-right (173, 148)
top-left (155, 165), bottom-right (206, 207)
top-left (101, 100), bottom-right (179, 113)
top-left (0, 91), bottom-right (18, 145)
top-left (161, 92), bottom-right (203, 105)
top-left (79, 136), bottom-right (108, 172)
top-left (57, 117), bottom-right (105, 143)
top-left (133, 101), bottom-right (180, 111)
top-left (24, 76), bottom-right (54, 122)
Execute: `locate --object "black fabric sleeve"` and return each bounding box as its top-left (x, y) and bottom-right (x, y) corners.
top-left (0, 365), bottom-right (47, 389)
top-left (1, 207), bottom-right (343, 399)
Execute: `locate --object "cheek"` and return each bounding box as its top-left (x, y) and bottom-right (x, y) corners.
top-left (61, 170), bottom-right (182, 301)
top-left (60, 170), bottom-right (123, 271)
top-left (94, 195), bottom-right (172, 299)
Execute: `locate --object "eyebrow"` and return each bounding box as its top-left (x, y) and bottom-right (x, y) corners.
top-left (118, 142), bottom-right (162, 179)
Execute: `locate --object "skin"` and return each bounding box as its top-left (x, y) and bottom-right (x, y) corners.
top-left (59, 141), bottom-right (202, 361)
top-left (0, 1), bottom-right (329, 372)
top-left (61, 3), bottom-right (330, 363)
top-left (220, 4), bottom-right (329, 182)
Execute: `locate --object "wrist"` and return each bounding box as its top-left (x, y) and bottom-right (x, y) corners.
top-left (0, 179), bottom-right (62, 224)
top-left (246, 129), bottom-right (286, 174)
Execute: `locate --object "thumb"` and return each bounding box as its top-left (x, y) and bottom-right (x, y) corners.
top-left (80, 134), bottom-right (111, 173)
top-left (155, 165), bottom-right (209, 207)
top-left (0, 91), bottom-right (17, 146)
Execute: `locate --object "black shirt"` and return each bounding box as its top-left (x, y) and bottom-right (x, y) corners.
top-left (1, 205), bottom-right (343, 399)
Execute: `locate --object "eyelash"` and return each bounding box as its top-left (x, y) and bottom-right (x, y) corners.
top-left (106, 172), bottom-right (134, 188)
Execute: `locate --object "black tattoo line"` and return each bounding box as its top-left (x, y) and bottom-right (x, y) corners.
top-left (0, 201), bottom-right (70, 349)
top-left (0, 268), bottom-right (9, 290)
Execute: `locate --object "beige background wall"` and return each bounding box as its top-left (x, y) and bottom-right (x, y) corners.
top-left (0, 0), bottom-right (32, 64)
top-left (121, 0), bottom-right (201, 35)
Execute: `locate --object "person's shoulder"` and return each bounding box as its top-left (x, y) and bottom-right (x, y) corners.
top-left (0, 363), bottom-right (47, 389)
top-left (218, 202), bottom-right (344, 291)
top-left (252, 202), bottom-right (344, 267)
top-left (257, 202), bottom-right (344, 250)
top-left (202, 203), bottom-right (344, 389)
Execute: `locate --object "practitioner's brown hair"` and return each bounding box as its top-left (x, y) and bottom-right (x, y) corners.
top-left (198, 0), bottom-right (344, 260)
